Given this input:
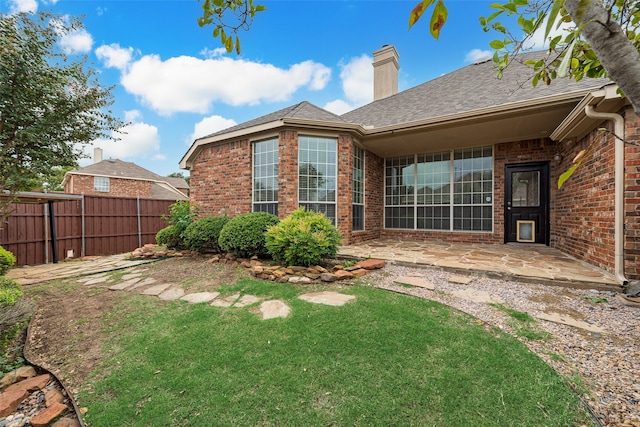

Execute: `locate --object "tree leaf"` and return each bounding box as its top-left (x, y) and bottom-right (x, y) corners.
top-left (558, 164), bottom-right (579, 188)
top-left (429, 0), bottom-right (448, 39)
top-left (557, 37), bottom-right (576, 77)
top-left (235, 35), bottom-right (241, 54)
top-left (545, 0), bottom-right (565, 38)
top-left (490, 39), bottom-right (505, 49)
top-left (408, 0), bottom-right (435, 30)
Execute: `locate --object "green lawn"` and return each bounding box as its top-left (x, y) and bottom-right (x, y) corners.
top-left (79, 278), bottom-right (592, 426)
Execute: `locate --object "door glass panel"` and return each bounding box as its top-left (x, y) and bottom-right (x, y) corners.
top-left (511, 171), bottom-right (540, 207)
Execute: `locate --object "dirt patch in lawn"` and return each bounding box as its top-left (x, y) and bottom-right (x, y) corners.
top-left (22, 256), bottom-right (251, 393)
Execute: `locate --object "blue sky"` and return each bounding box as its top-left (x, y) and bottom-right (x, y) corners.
top-left (2, 0), bottom-right (547, 177)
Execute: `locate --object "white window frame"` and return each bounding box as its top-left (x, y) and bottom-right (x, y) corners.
top-left (298, 135), bottom-right (337, 225)
top-left (252, 138), bottom-right (279, 216)
top-left (94, 176), bottom-right (110, 192)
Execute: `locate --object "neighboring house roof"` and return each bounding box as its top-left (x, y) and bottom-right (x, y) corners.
top-left (64, 159), bottom-right (188, 200)
top-left (180, 50), bottom-right (620, 168)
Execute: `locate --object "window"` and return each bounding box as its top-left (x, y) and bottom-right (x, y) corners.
top-left (94, 177), bottom-right (110, 192)
top-left (298, 136), bottom-right (337, 224)
top-left (352, 145), bottom-right (365, 231)
top-left (252, 138), bottom-right (278, 215)
top-left (385, 147), bottom-right (493, 232)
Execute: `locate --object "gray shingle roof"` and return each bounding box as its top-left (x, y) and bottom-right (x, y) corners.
top-left (199, 101), bottom-right (347, 140)
top-left (341, 51), bottom-right (611, 128)
top-left (70, 159), bottom-right (189, 200)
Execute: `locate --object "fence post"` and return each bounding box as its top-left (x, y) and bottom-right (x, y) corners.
top-left (137, 197), bottom-right (142, 248)
top-left (44, 203), bottom-right (49, 264)
top-left (81, 195), bottom-right (86, 257)
top-left (48, 200), bottom-right (58, 263)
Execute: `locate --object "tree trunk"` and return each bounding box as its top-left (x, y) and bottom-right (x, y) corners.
top-left (564, 0), bottom-right (640, 114)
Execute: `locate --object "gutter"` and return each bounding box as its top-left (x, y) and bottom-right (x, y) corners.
top-left (584, 105), bottom-right (628, 286)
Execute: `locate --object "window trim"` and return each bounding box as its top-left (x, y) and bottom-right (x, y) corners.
top-left (297, 135), bottom-right (338, 225)
top-left (252, 137), bottom-right (279, 216)
top-left (352, 144), bottom-right (365, 232)
top-left (94, 176), bottom-right (110, 192)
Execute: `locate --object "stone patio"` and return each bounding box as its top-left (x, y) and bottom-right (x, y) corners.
top-left (338, 238), bottom-right (620, 290)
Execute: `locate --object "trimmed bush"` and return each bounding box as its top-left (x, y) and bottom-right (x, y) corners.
top-left (0, 277), bottom-right (22, 307)
top-left (265, 207), bottom-right (342, 267)
top-left (0, 246), bottom-right (16, 276)
top-left (183, 216), bottom-right (229, 253)
top-left (219, 212), bottom-right (280, 258)
top-left (155, 225), bottom-right (184, 249)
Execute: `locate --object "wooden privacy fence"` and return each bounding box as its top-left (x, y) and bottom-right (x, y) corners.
top-left (0, 194), bottom-right (173, 266)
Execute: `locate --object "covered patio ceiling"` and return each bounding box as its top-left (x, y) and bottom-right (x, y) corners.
top-left (360, 99), bottom-right (583, 158)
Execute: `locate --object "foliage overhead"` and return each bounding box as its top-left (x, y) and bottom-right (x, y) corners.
top-left (409, 0), bottom-right (640, 113)
top-left (0, 12), bottom-right (123, 226)
top-left (197, 0), bottom-right (266, 54)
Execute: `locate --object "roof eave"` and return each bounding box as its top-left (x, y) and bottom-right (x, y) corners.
top-left (363, 89), bottom-right (597, 137)
top-left (550, 84), bottom-right (627, 142)
top-left (180, 120), bottom-right (285, 170)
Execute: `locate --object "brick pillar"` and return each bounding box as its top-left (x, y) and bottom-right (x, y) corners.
top-left (337, 135), bottom-right (353, 244)
top-left (278, 130), bottom-right (298, 218)
top-left (624, 107), bottom-right (640, 279)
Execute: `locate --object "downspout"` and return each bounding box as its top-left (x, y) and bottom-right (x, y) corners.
top-left (584, 105), bottom-right (628, 286)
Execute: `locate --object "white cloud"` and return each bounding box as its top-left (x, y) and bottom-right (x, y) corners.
top-left (7, 0), bottom-right (37, 13)
top-left (465, 49), bottom-right (492, 64)
top-left (83, 121), bottom-right (161, 163)
top-left (324, 99), bottom-right (354, 116)
top-left (95, 44), bottom-right (134, 70)
top-left (523, 14), bottom-right (573, 50)
top-left (200, 47), bottom-right (226, 59)
top-left (96, 44), bottom-right (332, 116)
top-left (124, 109), bottom-right (142, 122)
top-left (59, 28), bottom-right (93, 54)
top-left (324, 54), bottom-right (373, 115)
top-left (187, 115), bottom-right (238, 144)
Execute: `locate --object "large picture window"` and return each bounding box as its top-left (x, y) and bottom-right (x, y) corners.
top-left (385, 147), bottom-right (493, 232)
top-left (252, 138), bottom-right (278, 215)
top-left (352, 145), bottom-right (365, 231)
top-left (299, 136), bottom-right (337, 224)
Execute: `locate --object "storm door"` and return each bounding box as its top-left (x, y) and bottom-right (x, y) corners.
top-left (505, 162), bottom-right (550, 245)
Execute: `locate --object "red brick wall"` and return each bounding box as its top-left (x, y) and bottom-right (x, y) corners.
top-left (278, 130), bottom-right (298, 217)
top-left (337, 135), bottom-right (353, 243)
top-left (190, 139), bottom-right (252, 217)
top-left (554, 125), bottom-right (616, 274)
top-left (624, 107), bottom-right (640, 279)
top-left (65, 174), bottom-right (152, 198)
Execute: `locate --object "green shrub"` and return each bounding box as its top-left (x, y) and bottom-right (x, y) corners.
top-left (265, 207), bottom-right (342, 267)
top-left (155, 225), bottom-right (184, 249)
top-left (183, 216), bottom-right (229, 253)
top-left (0, 277), bottom-right (22, 307)
top-left (162, 200), bottom-right (199, 236)
top-left (0, 246), bottom-right (16, 276)
top-left (219, 212), bottom-right (280, 258)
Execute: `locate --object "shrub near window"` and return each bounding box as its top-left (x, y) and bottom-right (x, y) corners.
top-left (0, 246), bottom-right (16, 276)
top-left (219, 212), bottom-right (279, 258)
top-left (183, 216), bottom-right (229, 253)
top-left (265, 207), bottom-right (342, 267)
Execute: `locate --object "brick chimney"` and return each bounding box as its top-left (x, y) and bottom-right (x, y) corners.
top-left (94, 147), bottom-right (103, 163)
top-left (373, 45), bottom-right (399, 101)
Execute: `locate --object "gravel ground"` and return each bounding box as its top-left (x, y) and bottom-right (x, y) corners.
top-left (360, 265), bottom-right (640, 427)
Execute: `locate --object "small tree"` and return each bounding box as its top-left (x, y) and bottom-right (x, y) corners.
top-left (0, 12), bottom-right (123, 229)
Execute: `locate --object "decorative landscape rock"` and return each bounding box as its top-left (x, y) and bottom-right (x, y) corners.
top-left (450, 288), bottom-right (503, 304)
top-left (210, 293), bottom-right (240, 307)
top-left (449, 275), bottom-right (474, 285)
top-left (29, 402), bottom-right (68, 427)
top-left (141, 283), bottom-right (173, 296)
top-left (0, 388), bottom-right (28, 417)
top-left (536, 312), bottom-right (606, 334)
top-left (355, 259), bottom-right (386, 270)
top-left (233, 294), bottom-right (260, 308)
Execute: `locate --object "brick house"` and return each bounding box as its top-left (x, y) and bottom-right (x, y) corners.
top-left (180, 45), bottom-right (640, 284)
top-left (64, 148), bottom-right (189, 201)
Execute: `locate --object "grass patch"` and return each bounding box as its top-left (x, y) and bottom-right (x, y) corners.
top-left (490, 303), bottom-right (551, 342)
top-left (79, 280), bottom-right (592, 426)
